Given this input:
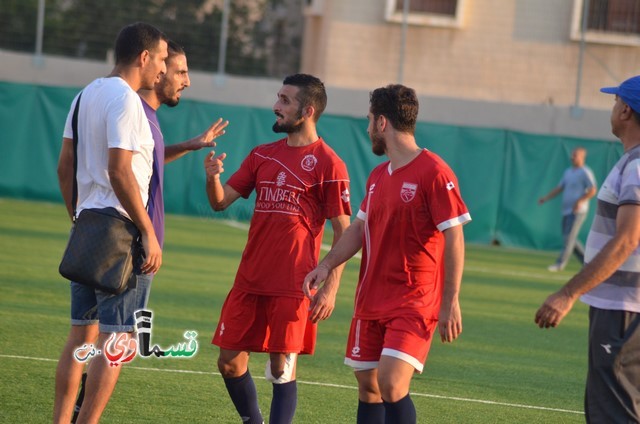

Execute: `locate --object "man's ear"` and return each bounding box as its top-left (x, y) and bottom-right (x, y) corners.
top-left (303, 104), bottom-right (315, 120)
top-left (378, 115), bottom-right (388, 132)
top-left (620, 102), bottom-right (634, 121)
top-left (139, 49), bottom-right (150, 67)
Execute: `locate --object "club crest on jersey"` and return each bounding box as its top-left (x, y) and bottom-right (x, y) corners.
top-left (276, 171), bottom-right (286, 187)
top-left (301, 154), bottom-right (318, 171)
top-left (400, 182), bottom-right (417, 203)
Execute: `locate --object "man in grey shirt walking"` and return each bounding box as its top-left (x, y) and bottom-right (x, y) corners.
top-left (539, 147), bottom-right (597, 271)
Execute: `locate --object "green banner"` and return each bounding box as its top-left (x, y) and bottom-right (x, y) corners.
top-left (0, 81), bottom-right (624, 249)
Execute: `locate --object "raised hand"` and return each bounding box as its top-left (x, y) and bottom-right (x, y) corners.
top-left (190, 118), bottom-right (229, 151)
top-left (204, 151), bottom-right (227, 179)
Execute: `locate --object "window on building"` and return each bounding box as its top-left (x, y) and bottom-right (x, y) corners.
top-left (394, 0), bottom-right (457, 15)
top-left (571, 0), bottom-right (640, 45)
top-left (385, 0), bottom-right (464, 28)
top-left (304, 0), bottom-right (324, 16)
top-left (588, 0), bottom-right (640, 33)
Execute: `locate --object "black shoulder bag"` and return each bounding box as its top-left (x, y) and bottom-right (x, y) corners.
top-left (58, 93), bottom-right (143, 294)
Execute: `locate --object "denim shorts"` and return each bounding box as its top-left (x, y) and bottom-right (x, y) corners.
top-left (70, 273), bottom-right (153, 333)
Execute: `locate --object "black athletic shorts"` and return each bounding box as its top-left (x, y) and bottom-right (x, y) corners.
top-left (585, 306), bottom-right (640, 423)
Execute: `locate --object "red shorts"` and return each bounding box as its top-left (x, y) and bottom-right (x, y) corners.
top-left (344, 315), bottom-right (437, 373)
top-left (212, 288), bottom-right (316, 354)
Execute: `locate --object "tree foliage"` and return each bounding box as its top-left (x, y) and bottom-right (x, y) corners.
top-left (0, 0), bottom-right (303, 77)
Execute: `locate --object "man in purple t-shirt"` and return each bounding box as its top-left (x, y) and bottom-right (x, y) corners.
top-left (139, 40), bottom-right (228, 249)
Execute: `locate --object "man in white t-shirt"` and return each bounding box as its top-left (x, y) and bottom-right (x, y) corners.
top-left (54, 22), bottom-right (168, 423)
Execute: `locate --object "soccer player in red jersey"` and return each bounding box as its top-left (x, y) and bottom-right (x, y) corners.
top-left (204, 74), bottom-right (351, 424)
top-left (304, 84), bottom-right (471, 424)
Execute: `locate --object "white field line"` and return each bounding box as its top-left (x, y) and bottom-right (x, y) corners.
top-left (221, 219), bottom-right (568, 281)
top-left (463, 266), bottom-right (569, 281)
top-left (0, 353), bottom-right (582, 415)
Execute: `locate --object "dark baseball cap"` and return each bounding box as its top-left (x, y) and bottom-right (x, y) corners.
top-left (600, 75), bottom-right (640, 113)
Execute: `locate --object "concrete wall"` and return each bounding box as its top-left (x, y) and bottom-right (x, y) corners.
top-left (0, 48), bottom-right (617, 141)
top-left (300, 0), bottom-right (640, 139)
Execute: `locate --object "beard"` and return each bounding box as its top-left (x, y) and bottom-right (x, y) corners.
top-left (163, 97), bottom-right (179, 108)
top-left (157, 82), bottom-right (180, 107)
top-left (272, 107), bottom-right (304, 134)
top-left (370, 131), bottom-right (386, 156)
top-left (272, 120), bottom-right (304, 134)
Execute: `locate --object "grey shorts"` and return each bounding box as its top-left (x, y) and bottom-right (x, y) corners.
top-left (585, 306), bottom-right (640, 423)
top-left (70, 273), bottom-right (153, 333)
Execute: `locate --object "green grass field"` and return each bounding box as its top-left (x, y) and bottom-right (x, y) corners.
top-left (0, 198), bottom-right (589, 423)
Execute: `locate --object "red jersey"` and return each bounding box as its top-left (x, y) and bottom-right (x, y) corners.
top-left (227, 138), bottom-right (351, 298)
top-left (354, 149), bottom-right (470, 320)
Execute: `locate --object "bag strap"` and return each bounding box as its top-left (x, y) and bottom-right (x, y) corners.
top-left (71, 93), bottom-right (82, 222)
top-left (70, 93), bottom-right (155, 222)
top-left (147, 147), bottom-right (159, 220)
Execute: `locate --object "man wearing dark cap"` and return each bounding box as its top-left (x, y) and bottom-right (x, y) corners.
top-left (535, 75), bottom-right (640, 422)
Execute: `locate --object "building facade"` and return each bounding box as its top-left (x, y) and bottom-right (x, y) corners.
top-left (301, 0), bottom-right (640, 111)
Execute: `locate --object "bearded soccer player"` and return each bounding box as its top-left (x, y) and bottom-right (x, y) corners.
top-left (304, 84), bottom-right (470, 424)
top-left (204, 73), bottom-right (351, 424)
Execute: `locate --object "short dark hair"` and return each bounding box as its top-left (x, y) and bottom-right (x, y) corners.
top-left (369, 84), bottom-right (419, 133)
top-left (114, 22), bottom-right (168, 65)
top-left (282, 73), bottom-right (327, 121)
top-left (167, 40), bottom-right (185, 59)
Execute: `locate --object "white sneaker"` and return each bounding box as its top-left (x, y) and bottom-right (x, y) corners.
top-left (547, 264), bottom-right (562, 272)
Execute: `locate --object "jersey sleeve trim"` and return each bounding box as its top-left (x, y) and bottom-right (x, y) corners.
top-left (436, 213), bottom-right (472, 232)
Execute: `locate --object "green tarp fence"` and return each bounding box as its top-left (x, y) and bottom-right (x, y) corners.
top-left (0, 81), bottom-right (624, 250)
